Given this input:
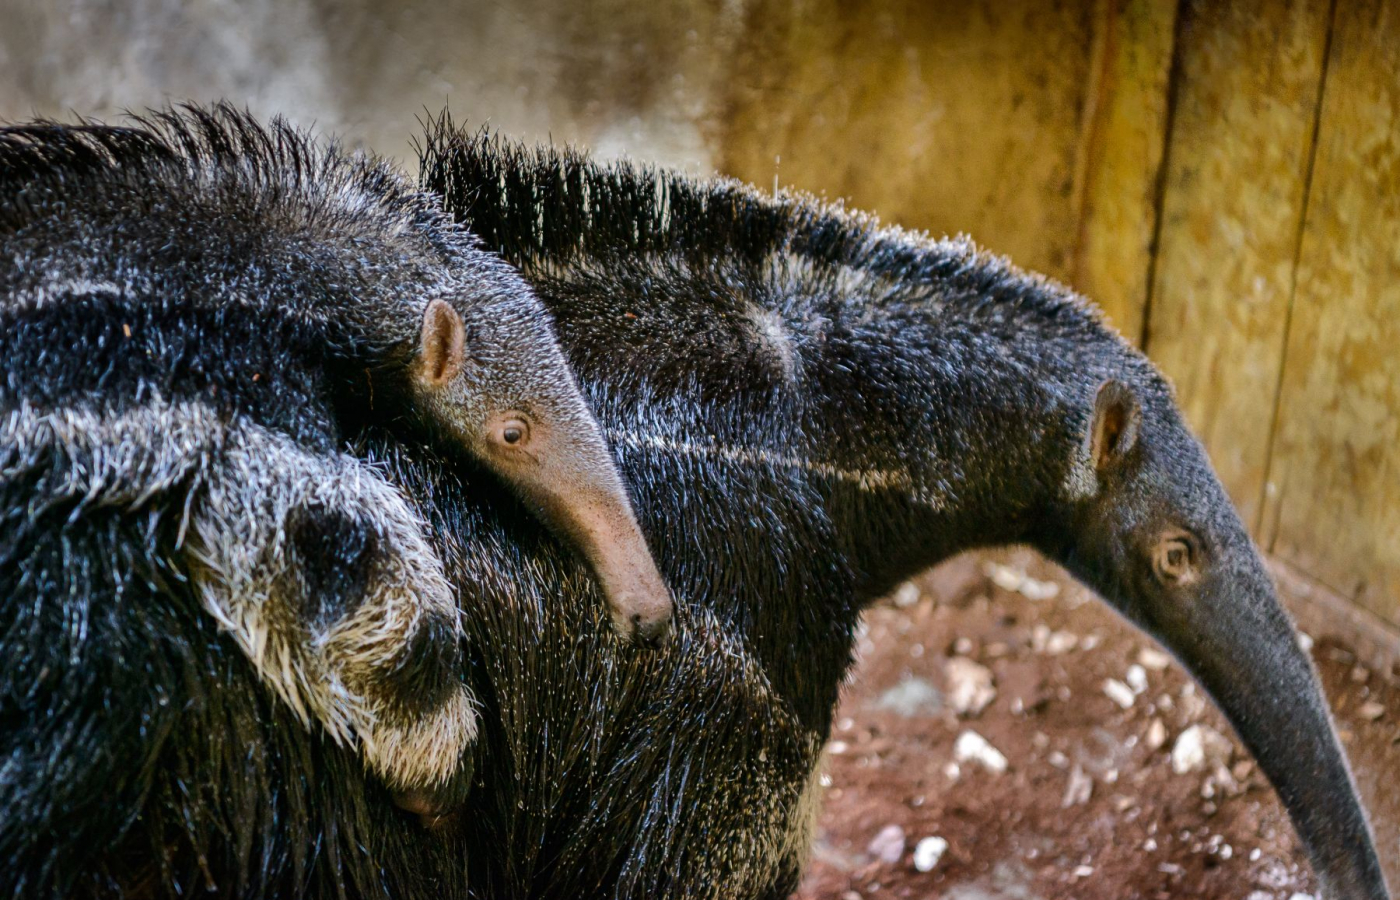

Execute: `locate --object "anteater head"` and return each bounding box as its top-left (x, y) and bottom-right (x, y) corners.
top-left (411, 295), bottom-right (672, 648)
top-left (1044, 376), bottom-right (1389, 900)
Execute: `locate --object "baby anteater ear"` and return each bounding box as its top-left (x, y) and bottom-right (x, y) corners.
top-left (1088, 379), bottom-right (1141, 473)
top-left (419, 299), bottom-right (466, 387)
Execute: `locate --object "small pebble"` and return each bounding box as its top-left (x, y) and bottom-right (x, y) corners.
top-left (1126, 664), bottom-right (1149, 694)
top-left (1146, 718), bottom-right (1169, 751)
top-left (1357, 700), bottom-right (1384, 721)
top-left (1138, 647), bottom-right (1171, 670)
top-left (946, 657), bottom-right (997, 717)
top-left (1104, 678), bottom-right (1136, 710)
top-left (1062, 764), bottom-right (1093, 807)
top-left (953, 730), bottom-right (1008, 774)
top-left (1171, 724), bottom-right (1232, 774)
top-left (892, 582), bottom-right (921, 607)
top-left (912, 836), bottom-right (949, 872)
top-left (867, 823), bottom-right (906, 864)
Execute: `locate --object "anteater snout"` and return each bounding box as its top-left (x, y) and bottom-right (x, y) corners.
top-left (610, 593), bottom-right (674, 649)
top-left (629, 611), bottom-right (673, 649)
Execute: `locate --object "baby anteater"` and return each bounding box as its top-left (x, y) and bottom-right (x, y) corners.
top-left (0, 106), bottom-right (670, 812)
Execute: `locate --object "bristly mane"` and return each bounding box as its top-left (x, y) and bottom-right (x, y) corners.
top-left (0, 103), bottom-right (452, 246)
top-left (416, 111), bottom-right (1108, 330)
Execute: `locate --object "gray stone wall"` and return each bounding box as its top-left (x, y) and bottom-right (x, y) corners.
top-left (0, 0), bottom-right (730, 169)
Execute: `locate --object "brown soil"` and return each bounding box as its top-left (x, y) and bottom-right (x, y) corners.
top-left (795, 550), bottom-right (1400, 900)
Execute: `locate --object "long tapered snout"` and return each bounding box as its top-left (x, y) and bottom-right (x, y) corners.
top-left (1147, 549), bottom-right (1388, 900)
top-left (1054, 380), bottom-right (1388, 899)
top-left (414, 299), bottom-right (673, 646)
top-left (478, 410), bottom-right (674, 646)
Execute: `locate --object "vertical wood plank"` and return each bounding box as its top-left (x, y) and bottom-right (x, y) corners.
top-left (1143, 0), bottom-right (1333, 532)
top-left (1069, 0), bottom-right (1179, 343)
top-left (1264, 0), bottom-right (1400, 625)
top-left (712, 1), bottom-right (1096, 281)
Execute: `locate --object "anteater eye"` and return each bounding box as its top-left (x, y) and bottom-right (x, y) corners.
top-left (492, 416), bottom-right (531, 450)
top-left (1152, 531), bottom-right (1199, 585)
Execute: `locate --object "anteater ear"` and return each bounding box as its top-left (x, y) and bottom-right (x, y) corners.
top-left (1089, 379), bottom-right (1141, 473)
top-left (419, 299), bottom-right (465, 387)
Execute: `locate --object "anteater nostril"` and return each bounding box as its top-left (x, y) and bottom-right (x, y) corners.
top-left (632, 616), bottom-right (673, 650)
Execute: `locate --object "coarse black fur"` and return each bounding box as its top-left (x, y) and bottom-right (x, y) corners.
top-left (419, 120), bottom-right (1385, 899)
top-left (0, 104), bottom-right (652, 819)
top-left (1, 108), bottom-right (1389, 900)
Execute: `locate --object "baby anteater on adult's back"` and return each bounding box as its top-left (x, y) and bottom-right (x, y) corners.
top-left (0, 105), bottom-right (671, 813)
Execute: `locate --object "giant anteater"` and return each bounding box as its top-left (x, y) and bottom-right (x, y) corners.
top-left (0, 108), bottom-right (1387, 899)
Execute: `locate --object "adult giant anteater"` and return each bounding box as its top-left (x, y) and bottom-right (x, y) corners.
top-left (1, 109), bottom-right (1389, 900)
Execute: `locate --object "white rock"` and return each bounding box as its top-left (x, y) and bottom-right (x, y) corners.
top-left (1137, 647), bottom-right (1171, 670)
top-left (1357, 700), bottom-right (1385, 721)
top-left (946, 657), bottom-right (997, 716)
top-left (892, 581), bottom-right (922, 607)
top-left (984, 562), bottom-right (1060, 600)
top-left (867, 823), bottom-right (906, 863)
top-left (874, 675), bottom-right (945, 717)
top-left (1045, 630), bottom-right (1078, 655)
top-left (1170, 724), bottom-right (1232, 775)
top-left (953, 730), bottom-right (1008, 774)
top-left (912, 836), bottom-right (949, 872)
top-left (1145, 718), bottom-right (1168, 751)
top-left (1288, 894), bottom-right (1316, 900)
top-left (1104, 678), bottom-right (1136, 710)
top-left (1061, 764), bottom-right (1093, 807)
top-left (1125, 664), bottom-right (1149, 695)
top-left (1018, 574), bottom-right (1060, 601)
top-left (1297, 631), bottom-right (1314, 652)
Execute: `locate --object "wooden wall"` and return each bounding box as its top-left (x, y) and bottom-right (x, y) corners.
top-left (3, 0), bottom-right (1398, 631)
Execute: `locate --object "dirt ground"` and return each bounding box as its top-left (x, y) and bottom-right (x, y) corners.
top-left (795, 550), bottom-right (1399, 900)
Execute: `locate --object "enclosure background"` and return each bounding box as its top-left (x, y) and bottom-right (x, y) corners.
top-left (3, 0), bottom-right (1398, 647)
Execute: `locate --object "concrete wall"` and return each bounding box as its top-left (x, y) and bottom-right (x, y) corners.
top-left (4, 0), bottom-right (1398, 637)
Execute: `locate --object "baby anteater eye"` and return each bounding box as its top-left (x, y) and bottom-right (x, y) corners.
top-left (1152, 530), bottom-right (1200, 585)
top-left (491, 415), bottom-right (531, 450)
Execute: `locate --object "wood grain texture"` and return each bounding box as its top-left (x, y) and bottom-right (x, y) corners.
top-left (1069, 0), bottom-right (1179, 343)
top-left (1262, 0), bottom-right (1400, 624)
top-left (712, 1), bottom-right (1096, 280)
top-left (1143, 0), bottom-right (1332, 533)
